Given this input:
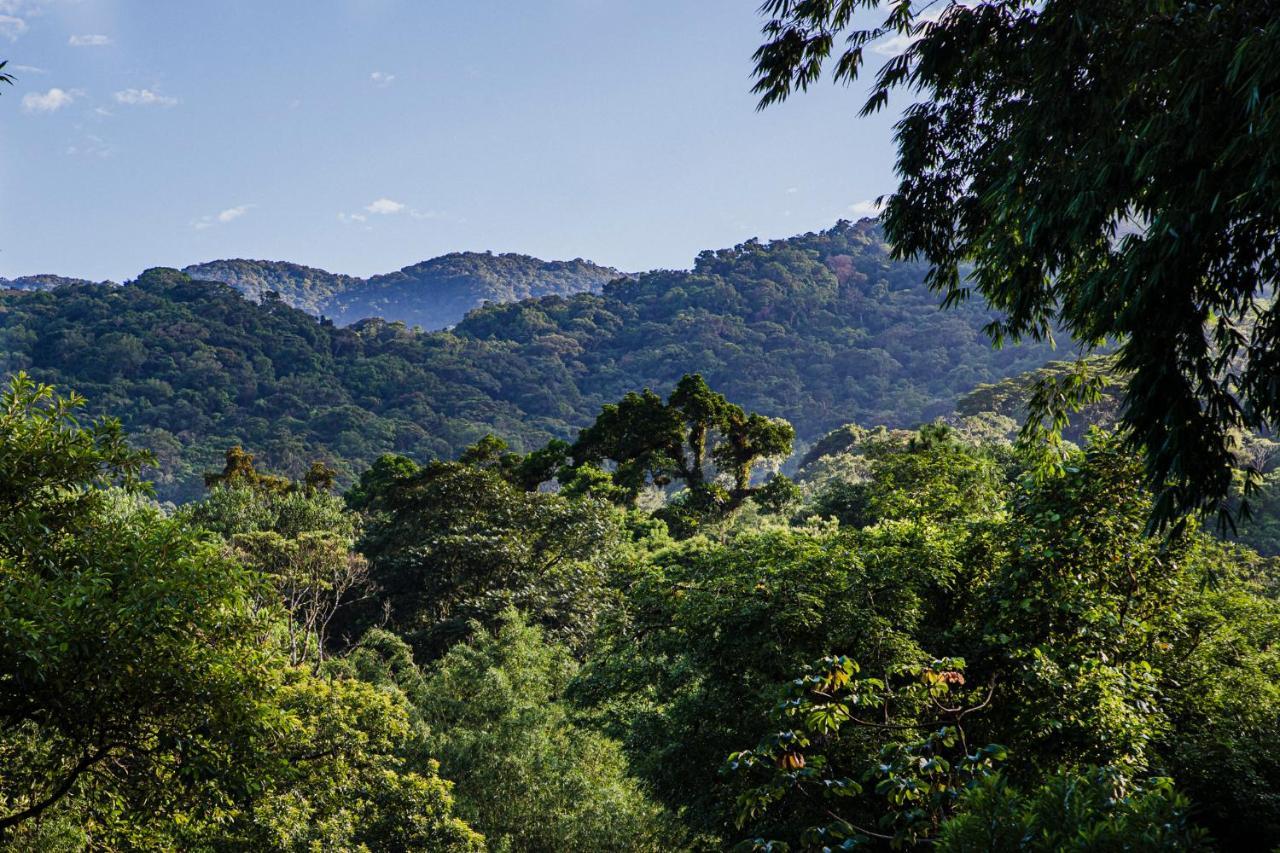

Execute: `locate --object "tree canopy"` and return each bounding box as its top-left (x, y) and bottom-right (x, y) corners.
top-left (753, 0), bottom-right (1280, 529)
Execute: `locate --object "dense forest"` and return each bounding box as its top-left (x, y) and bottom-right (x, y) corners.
top-left (7, 0), bottom-right (1280, 847)
top-left (0, 221), bottom-right (1057, 501)
top-left (4, 371), bottom-right (1278, 849)
top-left (183, 252), bottom-right (623, 329)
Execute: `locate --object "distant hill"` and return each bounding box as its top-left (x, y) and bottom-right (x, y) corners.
top-left (183, 253), bottom-right (625, 329)
top-left (178, 260), bottom-right (360, 315)
top-left (0, 220), bottom-right (1059, 501)
top-left (0, 274), bottom-right (114, 291)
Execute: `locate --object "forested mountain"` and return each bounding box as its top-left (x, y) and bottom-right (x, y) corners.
top-left (0, 273), bottom-right (113, 291)
top-left (179, 259), bottom-right (361, 315)
top-left (0, 220), bottom-right (1058, 500)
top-left (184, 252), bottom-right (623, 329)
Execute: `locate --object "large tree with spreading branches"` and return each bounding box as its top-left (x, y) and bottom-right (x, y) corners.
top-left (752, 0), bottom-right (1280, 530)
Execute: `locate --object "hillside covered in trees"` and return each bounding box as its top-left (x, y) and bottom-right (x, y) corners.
top-left (0, 221), bottom-right (1058, 500)
top-left (183, 252), bottom-right (624, 329)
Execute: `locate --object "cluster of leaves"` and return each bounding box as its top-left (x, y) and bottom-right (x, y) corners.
top-left (726, 655), bottom-right (1004, 849)
top-left (0, 221), bottom-right (1056, 501)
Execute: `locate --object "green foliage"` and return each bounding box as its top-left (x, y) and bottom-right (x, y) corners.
top-left (954, 356), bottom-right (1126, 447)
top-left (210, 666), bottom-right (483, 853)
top-left (569, 373), bottom-right (796, 527)
top-left (726, 655), bottom-right (1005, 849)
top-left (0, 377), bottom-right (480, 848)
top-left (0, 375), bottom-right (270, 836)
top-left (937, 769), bottom-right (1207, 852)
top-left (753, 0), bottom-right (1280, 529)
top-left (349, 455), bottom-right (626, 660)
top-left (572, 522), bottom-right (937, 840)
top-left (9, 333), bottom-right (1280, 849)
top-left (420, 611), bottom-right (679, 852)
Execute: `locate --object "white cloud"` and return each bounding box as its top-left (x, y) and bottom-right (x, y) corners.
top-left (22, 86), bottom-right (73, 113)
top-left (0, 14), bottom-right (26, 40)
top-left (0, 0), bottom-right (49, 40)
top-left (785, 186), bottom-right (799, 194)
top-left (341, 198), bottom-right (452, 227)
top-left (194, 204), bottom-right (253, 230)
top-left (69, 33), bottom-right (111, 46)
top-left (370, 71), bottom-right (395, 87)
top-left (365, 197), bottom-right (405, 215)
top-left (871, 6), bottom-right (947, 56)
top-left (114, 88), bottom-right (179, 107)
top-left (11, 63), bottom-right (44, 73)
top-left (871, 33), bottom-right (915, 56)
top-left (66, 133), bottom-right (111, 158)
top-left (848, 199), bottom-right (884, 218)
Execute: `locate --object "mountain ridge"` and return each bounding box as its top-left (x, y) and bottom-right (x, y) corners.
top-left (183, 252), bottom-right (625, 329)
top-left (0, 220), bottom-right (1058, 500)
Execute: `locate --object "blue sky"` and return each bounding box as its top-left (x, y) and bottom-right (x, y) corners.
top-left (0, 0), bottom-right (900, 280)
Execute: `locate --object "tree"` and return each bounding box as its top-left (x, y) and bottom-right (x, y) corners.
top-left (204, 445), bottom-right (294, 493)
top-left (0, 375), bottom-right (272, 835)
top-left (752, 0), bottom-right (1280, 529)
top-left (572, 523), bottom-right (936, 840)
top-left (187, 462), bottom-right (370, 663)
top-left (348, 456), bottom-right (625, 660)
top-left (0, 376), bottom-right (481, 847)
top-left (231, 530), bottom-right (370, 668)
top-left (419, 611), bottom-right (678, 852)
top-left (570, 374), bottom-right (796, 516)
top-left (210, 665), bottom-right (483, 853)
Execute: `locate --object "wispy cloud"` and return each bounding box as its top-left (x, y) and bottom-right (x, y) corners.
top-left (10, 63), bottom-right (43, 73)
top-left (0, 14), bottom-right (26, 40)
top-left (66, 133), bottom-right (111, 158)
top-left (341, 198), bottom-right (453, 227)
top-left (365, 197), bottom-right (405, 215)
top-left (69, 33), bottom-right (111, 46)
top-left (370, 71), bottom-right (396, 87)
top-left (114, 88), bottom-right (179, 107)
top-left (194, 204), bottom-right (254, 230)
top-left (870, 6), bottom-right (946, 56)
top-left (0, 0), bottom-right (49, 41)
top-left (848, 199), bottom-right (884, 219)
top-left (871, 33), bottom-right (915, 56)
top-left (22, 86), bottom-right (74, 113)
